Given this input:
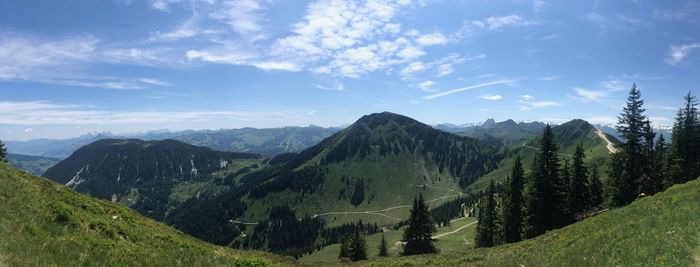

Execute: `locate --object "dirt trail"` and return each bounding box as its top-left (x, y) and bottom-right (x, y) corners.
top-left (596, 128), bottom-right (619, 153)
top-left (432, 220), bottom-right (478, 239)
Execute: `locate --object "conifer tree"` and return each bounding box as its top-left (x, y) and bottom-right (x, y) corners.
top-left (654, 133), bottom-right (669, 190)
top-left (523, 124), bottom-right (563, 238)
top-left (349, 229), bottom-right (367, 261)
top-left (503, 155), bottom-right (524, 243)
top-left (668, 93), bottom-right (699, 184)
top-left (402, 194), bottom-right (437, 255)
top-left (475, 181), bottom-right (497, 247)
top-left (339, 237), bottom-right (350, 259)
top-left (378, 233), bottom-right (388, 257)
top-left (0, 139), bottom-right (6, 162)
top-left (589, 163), bottom-right (603, 210)
top-left (568, 143), bottom-right (590, 217)
top-left (610, 84), bottom-right (648, 206)
top-left (638, 120), bottom-right (658, 195)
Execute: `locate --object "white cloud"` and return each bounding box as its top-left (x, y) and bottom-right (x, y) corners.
top-left (138, 78), bottom-right (171, 86)
top-left (417, 80), bottom-right (435, 92)
top-left (210, 0), bottom-right (267, 40)
top-left (519, 100), bottom-right (561, 110)
top-left (271, 0), bottom-right (426, 78)
top-left (0, 100), bottom-right (301, 126)
top-left (415, 33), bottom-right (448, 46)
top-left (478, 94), bottom-right (502, 101)
top-left (521, 94), bottom-right (535, 101)
top-left (400, 61), bottom-right (427, 77)
top-left (23, 128), bottom-right (33, 134)
top-left (469, 15), bottom-right (536, 31)
top-left (666, 43), bottom-right (700, 65)
top-left (307, 110), bottom-right (317, 116)
top-left (314, 83), bottom-right (344, 91)
top-left (601, 80), bottom-right (627, 91)
top-left (423, 79), bottom-right (515, 100)
top-left (583, 12), bottom-right (605, 24)
top-left (532, 0), bottom-right (546, 14)
top-left (537, 76), bottom-right (560, 81)
top-left (574, 87), bottom-right (608, 102)
top-left (253, 61), bottom-right (302, 71)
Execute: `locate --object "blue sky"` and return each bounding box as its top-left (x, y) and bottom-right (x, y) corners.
top-left (1, 0), bottom-right (699, 140)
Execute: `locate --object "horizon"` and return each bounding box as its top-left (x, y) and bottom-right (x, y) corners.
top-left (2, 1), bottom-right (699, 140)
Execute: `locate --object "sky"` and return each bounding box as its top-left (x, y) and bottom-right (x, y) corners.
top-left (1, 0), bottom-right (699, 140)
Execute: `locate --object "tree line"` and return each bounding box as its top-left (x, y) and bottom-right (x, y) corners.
top-left (475, 85), bottom-right (699, 247)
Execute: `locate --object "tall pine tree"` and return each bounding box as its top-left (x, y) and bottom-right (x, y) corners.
top-left (349, 229), bottom-right (367, 261)
top-left (402, 194), bottom-right (437, 255)
top-left (475, 181), bottom-right (497, 247)
top-left (589, 163), bottom-right (603, 210)
top-left (610, 84), bottom-right (648, 206)
top-left (668, 93), bottom-right (700, 184)
top-left (0, 139), bottom-right (6, 162)
top-left (378, 233), bottom-right (388, 257)
top-left (503, 155), bottom-right (523, 243)
top-left (523, 124), bottom-right (563, 238)
top-left (568, 143), bottom-right (590, 217)
top-left (638, 120), bottom-right (658, 195)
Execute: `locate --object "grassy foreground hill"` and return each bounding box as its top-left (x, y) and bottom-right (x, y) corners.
top-left (365, 177), bottom-right (700, 266)
top-left (0, 163), bottom-right (291, 266)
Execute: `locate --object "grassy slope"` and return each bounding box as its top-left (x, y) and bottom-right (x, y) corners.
top-left (0, 163), bottom-right (292, 267)
top-left (365, 177), bottom-right (700, 266)
top-left (300, 217), bottom-right (478, 264)
top-left (240, 153), bottom-right (464, 227)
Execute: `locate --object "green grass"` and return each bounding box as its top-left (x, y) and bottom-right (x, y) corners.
top-left (364, 177), bottom-right (700, 266)
top-left (240, 153), bottom-right (464, 227)
top-left (0, 163), bottom-right (293, 266)
top-left (300, 217), bottom-right (478, 265)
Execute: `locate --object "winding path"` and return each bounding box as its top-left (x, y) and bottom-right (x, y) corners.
top-left (432, 220), bottom-right (478, 239)
top-left (596, 128), bottom-right (619, 154)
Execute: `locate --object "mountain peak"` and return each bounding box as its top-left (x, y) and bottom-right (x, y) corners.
top-left (354, 112), bottom-right (418, 128)
top-left (482, 118), bottom-right (496, 128)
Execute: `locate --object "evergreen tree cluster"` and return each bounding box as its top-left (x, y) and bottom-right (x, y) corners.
top-left (338, 229), bottom-right (368, 262)
top-left (475, 127), bottom-right (604, 247)
top-left (245, 205), bottom-right (324, 259)
top-left (320, 219), bottom-right (381, 246)
top-left (402, 194), bottom-right (437, 255)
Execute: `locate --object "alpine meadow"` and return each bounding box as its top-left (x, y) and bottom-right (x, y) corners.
top-left (1, 1), bottom-right (700, 266)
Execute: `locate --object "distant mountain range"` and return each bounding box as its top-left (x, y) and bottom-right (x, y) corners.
top-left (6, 126), bottom-right (341, 159)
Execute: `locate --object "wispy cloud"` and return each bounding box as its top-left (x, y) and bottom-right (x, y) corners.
top-left (478, 94), bottom-right (502, 101)
top-left (415, 32), bottom-right (448, 46)
top-left (519, 100), bottom-right (561, 110)
top-left (0, 100), bottom-right (302, 126)
top-left (573, 87), bottom-right (608, 102)
top-left (521, 94), bottom-right (535, 101)
top-left (417, 80), bottom-right (436, 92)
top-left (423, 79), bottom-right (515, 100)
top-left (666, 43), bottom-right (700, 65)
top-left (314, 83), bottom-right (344, 91)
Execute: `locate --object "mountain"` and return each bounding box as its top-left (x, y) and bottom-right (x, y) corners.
top-left (169, 126), bottom-right (340, 156)
top-left (5, 132), bottom-right (119, 159)
top-left (165, 112), bottom-right (504, 248)
top-left (0, 162), bottom-right (291, 266)
top-left (6, 153), bottom-right (61, 176)
top-left (481, 118), bottom-right (497, 128)
top-left (7, 126), bottom-right (340, 159)
top-left (43, 139), bottom-right (264, 221)
top-left (457, 119), bottom-right (545, 146)
top-left (467, 119), bottom-right (618, 191)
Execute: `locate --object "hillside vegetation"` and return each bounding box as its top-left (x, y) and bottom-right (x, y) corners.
top-left (7, 153), bottom-right (60, 176)
top-left (365, 177), bottom-right (700, 266)
top-left (0, 163), bottom-right (292, 266)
